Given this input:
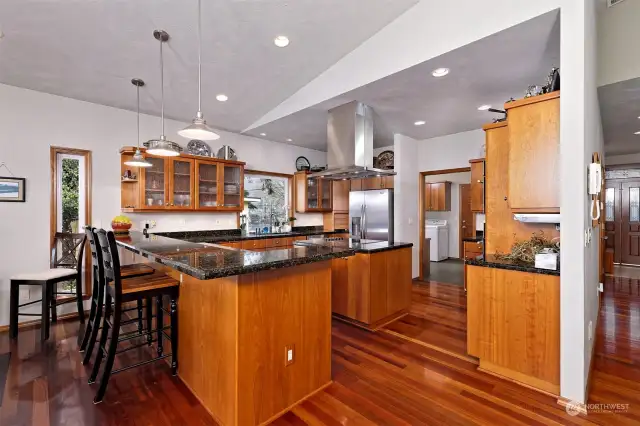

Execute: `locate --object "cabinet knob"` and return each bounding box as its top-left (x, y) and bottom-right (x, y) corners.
top-left (462, 226), bottom-right (466, 229)
top-left (165, 202), bottom-right (169, 206)
top-left (504, 196), bottom-right (508, 201)
top-left (171, 203), bottom-right (174, 206)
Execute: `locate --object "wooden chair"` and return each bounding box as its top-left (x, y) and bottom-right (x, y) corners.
top-left (10, 232), bottom-right (87, 341)
top-left (89, 229), bottom-right (179, 404)
top-left (79, 226), bottom-right (155, 365)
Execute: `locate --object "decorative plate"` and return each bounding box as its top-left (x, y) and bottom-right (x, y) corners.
top-left (376, 150), bottom-right (394, 169)
top-left (296, 156), bottom-right (311, 171)
top-left (186, 140), bottom-right (212, 157)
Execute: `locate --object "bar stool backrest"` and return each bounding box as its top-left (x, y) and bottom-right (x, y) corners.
top-left (95, 229), bottom-right (123, 305)
top-left (85, 226), bottom-right (105, 288)
top-left (52, 231), bottom-right (87, 286)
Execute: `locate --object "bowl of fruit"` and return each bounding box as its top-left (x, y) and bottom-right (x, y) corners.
top-left (111, 215), bottom-right (133, 234)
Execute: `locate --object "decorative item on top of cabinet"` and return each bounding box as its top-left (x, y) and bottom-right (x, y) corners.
top-left (424, 181), bottom-right (451, 211)
top-left (505, 92), bottom-right (560, 213)
top-left (119, 147), bottom-right (244, 212)
top-left (469, 159), bottom-right (485, 213)
top-left (294, 171), bottom-right (332, 213)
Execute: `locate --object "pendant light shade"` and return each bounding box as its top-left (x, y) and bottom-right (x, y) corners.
top-left (145, 30), bottom-right (183, 157)
top-left (179, 0), bottom-right (220, 141)
top-left (124, 78), bottom-right (152, 168)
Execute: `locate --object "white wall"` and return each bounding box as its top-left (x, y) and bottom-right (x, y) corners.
top-left (393, 134), bottom-right (420, 277)
top-left (417, 130), bottom-right (485, 171)
top-left (597, 0), bottom-right (640, 86)
top-left (425, 172), bottom-right (472, 258)
top-left (0, 83), bottom-right (326, 326)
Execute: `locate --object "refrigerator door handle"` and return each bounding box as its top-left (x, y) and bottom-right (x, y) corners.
top-left (363, 204), bottom-right (367, 239)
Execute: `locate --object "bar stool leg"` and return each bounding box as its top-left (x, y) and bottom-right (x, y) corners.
top-left (80, 271), bottom-right (99, 352)
top-left (94, 295), bottom-right (122, 404)
top-left (136, 300), bottom-right (143, 334)
top-left (49, 283), bottom-right (58, 324)
top-left (145, 297), bottom-right (153, 346)
top-left (89, 293), bottom-right (112, 384)
top-left (156, 296), bottom-right (164, 356)
top-left (9, 281), bottom-right (19, 339)
top-left (41, 282), bottom-right (50, 341)
top-left (170, 297), bottom-right (178, 376)
top-left (76, 272), bottom-right (85, 324)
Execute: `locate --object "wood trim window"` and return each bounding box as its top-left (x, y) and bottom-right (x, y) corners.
top-left (244, 169), bottom-right (294, 229)
top-left (50, 146), bottom-right (93, 295)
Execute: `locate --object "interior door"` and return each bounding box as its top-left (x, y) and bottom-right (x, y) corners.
top-left (459, 184), bottom-right (474, 258)
top-left (621, 181), bottom-right (640, 265)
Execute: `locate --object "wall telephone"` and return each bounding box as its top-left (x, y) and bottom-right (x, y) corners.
top-left (588, 158), bottom-right (602, 221)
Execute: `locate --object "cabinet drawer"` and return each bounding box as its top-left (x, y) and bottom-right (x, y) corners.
top-left (241, 239), bottom-right (266, 250)
top-left (265, 237), bottom-right (293, 248)
top-left (293, 236), bottom-right (307, 241)
top-left (219, 241), bottom-right (242, 249)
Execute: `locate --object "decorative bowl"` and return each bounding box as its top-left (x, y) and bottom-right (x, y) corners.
top-left (111, 222), bottom-right (132, 234)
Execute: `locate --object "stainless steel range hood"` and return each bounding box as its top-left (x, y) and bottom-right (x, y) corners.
top-left (310, 101), bottom-right (396, 180)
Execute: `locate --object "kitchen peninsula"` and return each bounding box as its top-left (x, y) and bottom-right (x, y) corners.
top-left (116, 230), bottom-right (354, 426)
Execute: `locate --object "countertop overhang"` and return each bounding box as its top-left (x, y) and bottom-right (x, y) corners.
top-left (465, 255), bottom-right (560, 276)
top-left (115, 231), bottom-right (355, 280)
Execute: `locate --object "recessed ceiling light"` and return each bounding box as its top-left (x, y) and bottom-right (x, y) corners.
top-left (216, 94), bottom-right (228, 102)
top-left (414, 120), bottom-right (426, 126)
top-left (286, 138), bottom-right (293, 142)
top-left (431, 67), bottom-right (449, 77)
top-left (477, 104), bottom-right (492, 111)
top-left (274, 36), bottom-right (290, 48)
top-left (635, 131), bottom-right (640, 135)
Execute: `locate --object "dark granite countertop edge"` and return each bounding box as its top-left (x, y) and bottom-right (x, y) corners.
top-left (155, 229), bottom-right (349, 243)
top-left (464, 257), bottom-right (560, 276)
top-left (462, 237), bottom-right (484, 242)
top-left (353, 243), bottom-right (414, 253)
top-left (115, 237), bottom-right (356, 280)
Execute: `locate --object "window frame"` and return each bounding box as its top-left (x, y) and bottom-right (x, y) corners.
top-left (242, 169), bottom-right (294, 229)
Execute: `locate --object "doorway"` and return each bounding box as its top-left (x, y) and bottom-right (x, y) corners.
top-left (605, 171), bottom-right (640, 267)
top-left (50, 146), bottom-right (92, 295)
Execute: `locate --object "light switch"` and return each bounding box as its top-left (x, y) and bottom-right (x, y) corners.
top-left (285, 344), bottom-right (295, 366)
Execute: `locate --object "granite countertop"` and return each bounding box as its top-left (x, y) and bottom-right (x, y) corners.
top-left (115, 231), bottom-right (355, 280)
top-left (462, 236), bottom-right (484, 243)
top-left (464, 254), bottom-right (559, 276)
top-left (294, 238), bottom-right (413, 254)
top-left (155, 227), bottom-right (348, 244)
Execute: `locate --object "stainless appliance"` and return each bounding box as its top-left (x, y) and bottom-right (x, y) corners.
top-left (309, 101), bottom-right (396, 180)
top-left (349, 189), bottom-right (393, 241)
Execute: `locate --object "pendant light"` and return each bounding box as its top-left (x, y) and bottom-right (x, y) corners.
top-left (144, 30), bottom-right (182, 157)
top-left (124, 79), bottom-right (152, 168)
top-left (178, 0), bottom-right (220, 141)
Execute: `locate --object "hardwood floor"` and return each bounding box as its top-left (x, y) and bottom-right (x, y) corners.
top-left (383, 280), bottom-right (470, 359)
top-left (1, 275), bottom-right (640, 425)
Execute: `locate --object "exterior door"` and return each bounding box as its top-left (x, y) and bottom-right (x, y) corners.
top-left (459, 184), bottom-right (474, 258)
top-left (621, 181), bottom-right (640, 264)
top-left (604, 181), bottom-right (619, 264)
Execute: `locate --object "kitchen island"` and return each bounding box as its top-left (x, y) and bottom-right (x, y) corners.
top-left (296, 238), bottom-right (414, 331)
top-left (115, 231), bottom-right (354, 426)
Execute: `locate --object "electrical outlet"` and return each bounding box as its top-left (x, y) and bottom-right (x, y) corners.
top-left (588, 321), bottom-right (593, 341)
top-left (285, 344), bottom-right (295, 366)
top-left (180, 219), bottom-right (186, 226)
top-left (215, 219), bottom-right (221, 225)
top-left (408, 217), bottom-right (413, 225)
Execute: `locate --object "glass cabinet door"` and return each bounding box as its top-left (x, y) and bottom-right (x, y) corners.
top-left (196, 161), bottom-right (218, 209)
top-left (320, 179), bottom-right (332, 210)
top-left (170, 158), bottom-right (194, 209)
top-left (142, 156), bottom-right (168, 208)
top-left (221, 165), bottom-right (242, 209)
top-left (307, 177), bottom-right (319, 210)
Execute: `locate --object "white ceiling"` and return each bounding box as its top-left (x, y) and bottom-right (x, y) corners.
top-left (0, 0), bottom-right (418, 133)
top-left (598, 77), bottom-right (640, 155)
top-left (248, 10), bottom-right (561, 150)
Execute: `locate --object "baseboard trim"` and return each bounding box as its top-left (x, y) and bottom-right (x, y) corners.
top-left (0, 309), bottom-right (89, 334)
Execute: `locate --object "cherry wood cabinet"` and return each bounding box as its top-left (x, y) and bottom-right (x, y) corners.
top-left (323, 180), bottom-right (350, 231)
top-left (470, 159), bottom-right (485, 213)
top-left (294, 172), bottom-right (333, 212)
top-left (505, 92), bottom-right (560, 213)
top-left (424, 182), bottom-right (451, 211)
top-left (120, 147), bottom-right (244, 212)
top-left (463, 241), bottom-right (484, 260)
top-left (353, 176), bottom-right (394, 191)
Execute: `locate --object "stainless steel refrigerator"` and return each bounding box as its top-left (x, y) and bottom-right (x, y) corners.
top-left (349, 189), bottom-right (394, 242)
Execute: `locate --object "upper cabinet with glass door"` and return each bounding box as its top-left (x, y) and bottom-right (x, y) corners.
top-left (119, 147), bottom-right (245, 212)
top-left (294, 172), bottom-right (333, 213)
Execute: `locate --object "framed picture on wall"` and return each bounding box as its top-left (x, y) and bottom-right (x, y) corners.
top-left (0, 177), bottom-right (26, 202)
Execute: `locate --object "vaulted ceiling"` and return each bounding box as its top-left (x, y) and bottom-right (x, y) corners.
top-left (0, 0), bottom-right (418, 133)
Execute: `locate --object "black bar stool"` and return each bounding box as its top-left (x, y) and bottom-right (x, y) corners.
top-left (79, 226), bottom-right (155, 364)
top-left (90, 229), bottom-right (179, 404)
top-left (9, 232), bottom-right (87, 341)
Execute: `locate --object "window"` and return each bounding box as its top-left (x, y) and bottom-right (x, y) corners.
top-left (605, 187), bottom-right (615, 222)
top-left (242, 173), bottom-right (291, 233)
